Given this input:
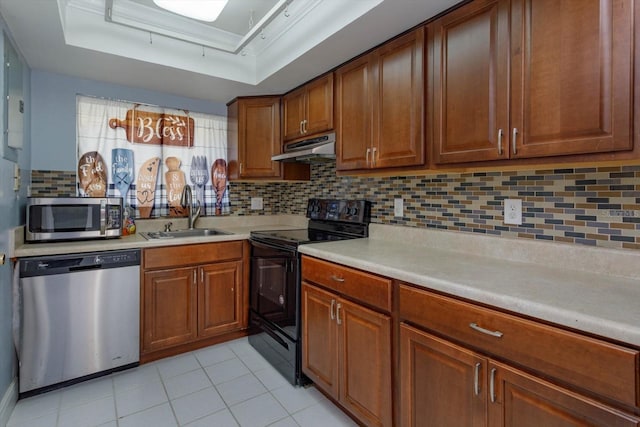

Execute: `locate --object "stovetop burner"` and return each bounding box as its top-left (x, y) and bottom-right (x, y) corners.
top-left (250, 198), bottom-right (371, 250)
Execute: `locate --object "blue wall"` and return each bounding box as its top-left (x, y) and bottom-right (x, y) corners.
top-left (0, 22), bottom-right (31, 423)
top-left (30, 70), bottom-right (227, 171)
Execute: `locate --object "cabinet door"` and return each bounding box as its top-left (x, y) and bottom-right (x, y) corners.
top-left (335, 54), bottom-right (373, 171)
top-left (431, 0), bottom-right (510, 164)
top-left (283, 88), bottom-right (306, 142)
top-left (142, 267), bottom-right (197, 352)
top-left (239, 97), bottom-right (281, 178)
top-left (301, 283), bottom-right (339, 400)
top-left (305, 73), bottom-right (334, 136)
top-left (374, 27), bottom-right (425, 169)
top-left (339, 298), bottom-right (392, 427)
top-left (198, 260), bottom-right (243, 338)
top-left (510, 0), bottom-right (634, 158)
top-left (400, 324), bottom-right (487, 427)
top-left (488, 361), bottom-right (640, 427)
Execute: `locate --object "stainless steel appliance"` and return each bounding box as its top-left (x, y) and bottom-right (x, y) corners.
top-left (26, 197), bottom-right (123, 242)
top-left (271, 132), bottom-right (335, 162)
top-left (18, 249), bottom-right (140, 396)
top-left (249, 199), bottom-right (371, 386)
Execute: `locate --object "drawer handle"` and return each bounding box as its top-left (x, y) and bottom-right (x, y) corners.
top-left (469, 322), bottom-right (503, 338)
top-left (490, 368), bottom-right (497, 403)
top-left (330, 299), bottom-right (336, 320)
top-left (331, 275), bottom-right (345, 283)
top-left (473, 362), bottom-right (481, 396)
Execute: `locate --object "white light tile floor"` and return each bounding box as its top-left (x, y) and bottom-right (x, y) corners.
top-left (7, 337), bottom-right (358, 427)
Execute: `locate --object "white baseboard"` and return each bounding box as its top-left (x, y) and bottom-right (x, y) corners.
top-left (0, 378), bottom-right (18, 427)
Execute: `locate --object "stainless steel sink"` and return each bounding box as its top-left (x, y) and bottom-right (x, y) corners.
top-left (140, 228), bottom-right (231, 240)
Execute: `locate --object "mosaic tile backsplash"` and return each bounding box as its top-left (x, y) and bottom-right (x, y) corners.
top-left (31, 161), bottom-right (640, 250)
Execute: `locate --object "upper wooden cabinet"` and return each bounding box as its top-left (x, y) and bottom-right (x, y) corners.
top-left (336, 27), bottom-right (425, 171)
top-left (227, 96), bottom-right (309, 180)
top-left (283, 73), bottom-right (334, 142)
top-left (431, 0), bottom-right (635, 164)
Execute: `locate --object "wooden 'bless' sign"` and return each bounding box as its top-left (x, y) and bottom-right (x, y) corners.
top-left (109, 108), bottom-right (195, 147)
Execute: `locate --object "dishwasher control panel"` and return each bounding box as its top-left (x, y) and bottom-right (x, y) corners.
top-left (19, 249), bottom-right (141, 278)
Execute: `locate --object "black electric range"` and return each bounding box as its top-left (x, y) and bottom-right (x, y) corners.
top-left (248, 199), bottom-right (371, 386)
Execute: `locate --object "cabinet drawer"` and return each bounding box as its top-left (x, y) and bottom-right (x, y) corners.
top-left (399, 284), bottom-right (640, 408)
top-left (302, 256), bottom-right (392, 312)
top-left (143, 241), bottom-right (243, 270)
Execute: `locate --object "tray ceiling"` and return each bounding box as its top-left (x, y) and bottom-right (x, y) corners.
top-left (0, 0), bottom-right (460, 102)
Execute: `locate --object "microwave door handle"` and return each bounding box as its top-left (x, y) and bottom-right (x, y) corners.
top-left (100, 199), bottom-right (106, 235)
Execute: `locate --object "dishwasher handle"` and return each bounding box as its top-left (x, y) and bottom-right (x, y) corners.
top-left (69, 264), bottom-right (103, 272)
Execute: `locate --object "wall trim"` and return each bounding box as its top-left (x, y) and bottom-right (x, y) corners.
top-left (0, 378), bottom-right (18, 427)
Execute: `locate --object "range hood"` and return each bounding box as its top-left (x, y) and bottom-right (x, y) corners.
top-left (272, 132), bottom-right (336, 162)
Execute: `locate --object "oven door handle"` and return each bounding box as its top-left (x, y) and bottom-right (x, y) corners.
top-left (250, 239), bottom-right (297, 255)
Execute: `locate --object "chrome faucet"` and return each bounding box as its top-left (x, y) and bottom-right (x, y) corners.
top-left (180, 185), bottom-right (201, 229)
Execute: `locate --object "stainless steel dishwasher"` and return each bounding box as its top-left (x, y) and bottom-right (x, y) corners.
top-left (18, 249), bottom-right (140, 395)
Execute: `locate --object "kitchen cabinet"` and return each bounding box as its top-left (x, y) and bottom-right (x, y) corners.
top-left (227, 96), bottom-right (309, 180)
top-left (143, 267), bottom-right (198, 352)
top-left (431, 0), bottom-right (635, 164)
top-left (302, 256), bottom-right (392, 427)
top-left (335, 27), bottom-right (424, 171)
top-left (141, 241), bottom-right (247, 360)
top-left (198, 261), bottom-right (244, 337)
top-left (282, 73), bottom-right (333, 142)
top-left (399, 284), bottom-right (640, 426)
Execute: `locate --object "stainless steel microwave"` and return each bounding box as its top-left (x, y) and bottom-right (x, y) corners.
top-left (26, 197), bottom-right (123, 242)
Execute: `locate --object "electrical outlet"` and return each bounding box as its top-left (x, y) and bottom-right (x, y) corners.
top-left (394, 198), bottom-right (404, 217)
top-left (250, 197), bottom-right (263, 210)
top-left (504, 199), bottom-right (522, 225)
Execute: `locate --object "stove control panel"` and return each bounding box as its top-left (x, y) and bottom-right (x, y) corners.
top-left (307, 199), bottom-right (371, 224)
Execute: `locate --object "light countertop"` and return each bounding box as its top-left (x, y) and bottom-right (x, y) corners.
top-left (12, 214), bottom-right (307, 258)
top-left (298, 224), bottom-right (640, 347)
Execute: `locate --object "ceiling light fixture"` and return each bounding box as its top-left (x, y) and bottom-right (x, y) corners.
top-left (153, 0), bottom-right (229, 22)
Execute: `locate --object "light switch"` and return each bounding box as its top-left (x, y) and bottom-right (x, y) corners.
top-left (251, 197), bottom-right (263, 210)
top-left (13, 164), bottom-right (20, 192)
top-left (504, 199), bottom-right (522, 225)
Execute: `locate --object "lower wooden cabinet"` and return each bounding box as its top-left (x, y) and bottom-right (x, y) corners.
top-left (302, 282), bottom-right (392, 427)
top-left (400, 324), bottom-right (486, 427)
top-left (198, 261), bottom-right (243, 337)
top-left (143, 267), bottom-right (198, 352)
top-left (141, 241), bottom-right (247, 359)
top-left (400, 323), bottom-right (640, 427)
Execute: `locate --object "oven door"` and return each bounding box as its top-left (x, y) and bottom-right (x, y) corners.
top-left (249, 240), bottom-right (298, 339)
